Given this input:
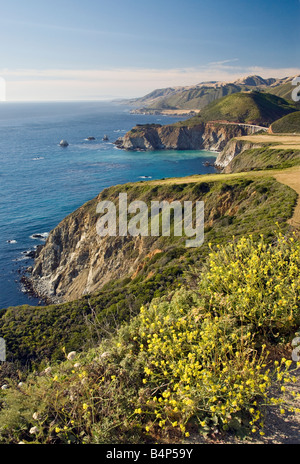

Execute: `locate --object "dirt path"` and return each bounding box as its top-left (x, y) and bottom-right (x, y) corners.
top-left (149, 165), bottom-right (300, 229)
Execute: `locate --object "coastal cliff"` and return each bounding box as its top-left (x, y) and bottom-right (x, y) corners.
top-left (115, 122), bottom-right (260, 152)
top-left (29, 192), bottom-right (160, 303)
top-left (27, 176), bottom-right (297, 304)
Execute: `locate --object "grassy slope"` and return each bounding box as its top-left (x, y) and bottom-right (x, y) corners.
top-left (271, 111), bottom-right (300, 133)
top-left (132, 78), bottom-right (298, 112)
top-left (0, 232), bottom-right (299, 444)
top-left (125, 93), bottom-right (298, 141)
top-left (226, 147), bottom-right (300, 173)
top-left (0, 172), bottom-right (298, 372)
top-left (265, 81), bottom-right (295, 101)
top-left (147, 84), bottom-right (251, 110)
top-left (183, 92), bottom-right (297, 126)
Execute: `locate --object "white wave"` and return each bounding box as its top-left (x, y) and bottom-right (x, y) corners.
top-left (6, 239), bottom-right (17, 244)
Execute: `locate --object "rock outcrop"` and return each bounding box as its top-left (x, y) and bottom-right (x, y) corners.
top-left (115, 122), bottom-right (261, 153)
top-left (28, 175), bottom-right (295, 304)
top-left (29, 193), bottom-right (161, 303)
top-left (215, 139), bottom-right (262, 169)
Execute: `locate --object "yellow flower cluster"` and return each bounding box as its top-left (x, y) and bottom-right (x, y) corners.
top-left (133, 233), bottom-right (300, 436)
top-left (204, 233), bottom-right (300, 333)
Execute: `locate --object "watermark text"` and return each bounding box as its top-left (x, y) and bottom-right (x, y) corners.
top-left (96, 193), bottom-right (204, 248)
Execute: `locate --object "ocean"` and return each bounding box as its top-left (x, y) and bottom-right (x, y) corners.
top-left (0, 101), bottom-right (217, 309)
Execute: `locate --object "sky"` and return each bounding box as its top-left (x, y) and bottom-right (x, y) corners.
top-left (0, 0), bottom-right (299, 101)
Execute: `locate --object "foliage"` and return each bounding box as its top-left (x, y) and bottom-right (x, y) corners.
top-left (226, 146), bottom-right (300, 173)
top-left (0, 177), bottom-right (297, 370)
top-left (174, 92), bottom-right (297, 127)
top-left (0, 233), bottom-right (299, 444)
top-left (271, 111), bottom-right (300, 133)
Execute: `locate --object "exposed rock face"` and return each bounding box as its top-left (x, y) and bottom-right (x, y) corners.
top-left (116, 122), bottom-right (260, 153)
top-left (28, 176), bottom-right (288, 304)
top-left (215, 139), bottom-right (262, 169)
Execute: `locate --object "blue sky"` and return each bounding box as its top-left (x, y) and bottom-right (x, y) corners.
top-left (0, 0), bottom-right (299, 100)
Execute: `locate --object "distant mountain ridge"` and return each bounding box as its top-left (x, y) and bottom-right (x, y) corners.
top-left (128, 75), bottom-right (296, 113)
top-left (116, 91), bottom-right (297, 151)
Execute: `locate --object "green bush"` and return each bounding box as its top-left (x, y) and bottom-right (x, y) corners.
top-left (0, 233), bottom-right (299, 444)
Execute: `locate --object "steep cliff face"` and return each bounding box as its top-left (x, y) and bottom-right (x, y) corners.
top-left (115, 124), bottom-right (205, 151)
top-left (115, 122), bottom-right (259, 152)
top-left (30, 193), bottom-right (161, 303)
top-left (28, 177), bottom-right (297, 304)
top-left (215, 139), bottom-right (262, 168)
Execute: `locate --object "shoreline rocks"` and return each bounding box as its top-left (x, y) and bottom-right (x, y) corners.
top-left (114, 122), bottom-right (260, 153)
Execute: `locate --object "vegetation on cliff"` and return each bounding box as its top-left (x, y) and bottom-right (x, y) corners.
top-left (224, 146), bottom-right (300, 173)
top-left (128, 75), bottom-right (296, 113)
top-left (120, 92), bottom-right (298, 153)
top-left (177, 92), bottom-right (297, 127)
top-left (0, 232), bottom-right (299, 444)
top-left (0, 175), bottom-right (297, 370)
top-left (1, 80), bottom-right (300, 443)
top-left (271, 112), bottom-right (300, 134)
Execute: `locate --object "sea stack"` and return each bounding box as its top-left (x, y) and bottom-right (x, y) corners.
top-left (59, 140), bottom-right (69, 147)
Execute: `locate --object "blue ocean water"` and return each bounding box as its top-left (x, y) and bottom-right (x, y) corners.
top-left (0, 101), bottom-right (217, 309)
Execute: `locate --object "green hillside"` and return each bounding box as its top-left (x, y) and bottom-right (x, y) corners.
top-left (147, 83), bottom-right (252, 111)
top-left (175, 92), bottom-right (297, 127)
top-left (0, 175), bottom-right (297, 370)
top-left (0, 166), bottom-right (299, 444)
top-left (266, 81), bottom-right (295, 101)
top-left (271, 111), bottom-right (300, 133)
top-left (129, 76), bottom-right (297, 113)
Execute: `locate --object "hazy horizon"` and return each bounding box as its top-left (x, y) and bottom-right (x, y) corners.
top-left (0, 0), bottom-right (299, 101)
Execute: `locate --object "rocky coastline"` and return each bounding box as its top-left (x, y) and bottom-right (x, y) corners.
top-left (114, 121), bottom-right (263, 155)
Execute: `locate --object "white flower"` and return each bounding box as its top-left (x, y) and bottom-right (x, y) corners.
top-left (18, 441), bottom-right (25, 444)
top-left (32, 412), bottom-right (40, 421)
top-left (18, 382), bottom-right (24, 387)
top-left (100, 351), bottom-right (110, 359)
top-left (44, 367), bottom-right (52, 375)
top-left (74, 362), bottom-right (81, 368)
top-left (29, 426), bottom-right (38, 435)
top-left (67, 351), bottom-right (77, 361)
top-left (1, 385), bottom-right (8, 390)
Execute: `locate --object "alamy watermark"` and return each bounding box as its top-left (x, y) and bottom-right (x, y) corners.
top-left (0, 338), bottom-right (6, 362)
top-left (96, 193), bottom-right (204, 248)
top-left (292, 76), bottom-right (300, 102)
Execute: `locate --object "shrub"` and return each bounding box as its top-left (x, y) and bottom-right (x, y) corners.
top-left (0, 233), bottom-right (299, 443)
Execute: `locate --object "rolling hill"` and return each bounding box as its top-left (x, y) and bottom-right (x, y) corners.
top-left (128, 75), bottom-right (298, 113)
top-left (176, 91), bottom-right (297, 127)
top-left (271, 111), bottom-right (300, 133)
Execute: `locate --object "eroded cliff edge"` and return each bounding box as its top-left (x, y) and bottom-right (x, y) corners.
top-left (115, 122), bottom-right (262, 153)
